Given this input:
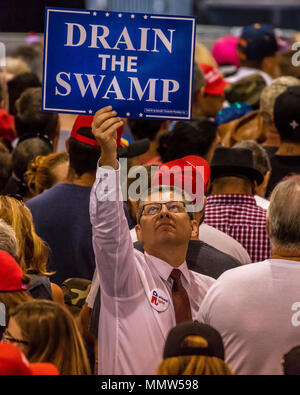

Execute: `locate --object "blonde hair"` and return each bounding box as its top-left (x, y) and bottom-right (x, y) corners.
top-left (0, 196), bottom-right (51, 276)
top-left (11, 300), bottom-right (91, 375)
top-left (26, 152), bottom-right (69, 196)
top-left (5, 57), bottom-right (31, 76)
top-left (194, 42), bottom-right (218, 69)
top-left (157, 355), bottom-right (233, 375)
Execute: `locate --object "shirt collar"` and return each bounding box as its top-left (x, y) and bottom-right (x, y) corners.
top-left (144, 252), bottom-right (191, 285)
top-left (207, 194), bottom-right (258, 206)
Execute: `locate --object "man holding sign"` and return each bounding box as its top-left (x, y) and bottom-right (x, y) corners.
top-left (89, 107), bottom-right (214, 374)
top-left (43, 8), bottom-right (195, 120)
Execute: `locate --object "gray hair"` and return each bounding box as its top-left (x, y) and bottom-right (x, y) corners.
top-left (0, 219), bottom-right (18, 259)
top-left (233, 140), bottom-right (271, 177)
top-left (267, 176), bottom-right (300, 253)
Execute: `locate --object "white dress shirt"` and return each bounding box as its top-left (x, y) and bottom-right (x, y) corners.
top-left (89, 164), bottom-right (215, 375)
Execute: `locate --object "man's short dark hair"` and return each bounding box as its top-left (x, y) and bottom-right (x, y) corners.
top-left (0, 151), bottom-right (12, 192)
top-left (7, 72), bottom-right (41, 115)
top-left (12, 137), bottom-right (52, 181)
top-left (68, 127), bottom-right (100, 176)
top-left (158, 119), bottom-right (217, 163)
top-left (127, 119), bottom-right (166, 142)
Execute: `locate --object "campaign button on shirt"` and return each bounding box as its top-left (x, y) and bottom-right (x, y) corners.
top-left (149, 289), bottom-right (169, 312)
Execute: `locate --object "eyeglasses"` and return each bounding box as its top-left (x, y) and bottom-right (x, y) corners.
top-left (141, 201), bottom-right (186, 217)
top-left (2, 330), bottom-right (29, 345)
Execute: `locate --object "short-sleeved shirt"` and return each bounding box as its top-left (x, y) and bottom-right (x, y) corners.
top-left (204, 194), bottom-right (270, 262)
top-left (198, 259), bottom-right (300, 375)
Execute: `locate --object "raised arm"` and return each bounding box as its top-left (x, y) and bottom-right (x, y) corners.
top-left (90, 106), bottom-right (142, 298)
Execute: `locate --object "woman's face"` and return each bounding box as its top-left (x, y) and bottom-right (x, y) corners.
top-left (4, 317), bottom-right (29, 355)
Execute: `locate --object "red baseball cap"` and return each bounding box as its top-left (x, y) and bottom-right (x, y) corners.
top-left (151, 155), bottom-right (211, 207)
top-left (0, 343), bottom-right (59, 375)
top-left (70, 115), bottom-right (124, 147)
top-left (0, 109), bottom-right (16, 143)
top-left (0, 250), bottom-right (28, 292)
top-left (200, 64), bottom-right (229, 96)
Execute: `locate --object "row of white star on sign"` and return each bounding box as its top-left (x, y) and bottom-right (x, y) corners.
top-left (88, 109), bottom-right (142, 117)
top-left (91, 12), bottom-right (149, 19)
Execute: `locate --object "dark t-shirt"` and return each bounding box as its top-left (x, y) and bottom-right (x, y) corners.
top-left (26, 183), bottom-right (95, 285)
top-left (266, 155), bottom-right (300, 197)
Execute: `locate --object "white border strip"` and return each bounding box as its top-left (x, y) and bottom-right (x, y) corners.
top-left (151, 15), bottom-right (195, 119)
top-left (150, 16), bottom-right (194, 21)
top-left (49, 9), bottom-right (90, 14)
top-left (44, 107), bottom-right (87, 113)
top-left (188, 18), bottom-right (196, 119)
top-left (145, 114), bottom-right (188, 120)
top-left (43, 8), bottom-right (90, 111)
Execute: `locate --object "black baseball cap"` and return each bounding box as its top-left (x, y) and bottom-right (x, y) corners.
top-left (163, 321), bottom-right (225, 360)
top-left (274, 85), bottom-right (300, 143)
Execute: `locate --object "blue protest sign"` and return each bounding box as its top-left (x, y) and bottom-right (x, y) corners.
top-left (42, 7), bottom-right (196, 120)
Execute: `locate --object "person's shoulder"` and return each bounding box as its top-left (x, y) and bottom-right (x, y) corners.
top-left (191, 269), bottom-right (216, 287)
top-left (197, 240), bottom-right (241, 268)
top-left (216, 260), bottom-right (270, 285)
top-left (199, 223), bottom-right (251, 264)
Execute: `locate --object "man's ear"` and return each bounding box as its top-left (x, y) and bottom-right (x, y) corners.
top-left (135, 224), bottom-right (143, 243)
top-left (65, 137), bottom-right (70, 153)
top-left (253, 180), bottom-right (259, 195)
top-left (191, 219), bottom-right (199, 239)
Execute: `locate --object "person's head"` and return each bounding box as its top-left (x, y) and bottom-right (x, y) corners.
top-left (158, 119), bottom-right (219, 164)
top-left (11, 137), bottom-right (52, 198)
top-left (225, 74), bottom-right (266, 110)
top-left (233, 140), bottom-right (271, 197)
top-left (0, 149), bottom-right (12, 192)
top-left (150, 155), bottom-right (211, 232)
top-left (282, 345), bottom-right (300, 375)
top-left (0, 109), bottom-right (16, 151)
top-left (260, 76), bottom-right (300, 133)
top-left (157, 321), bottom-right (232, 375)
top-left (67, 115), bottom-right (101, 177)
top-left (135, 185), bottom-right (198, 254)
top-left (4, 58), bottom-right (31, 83)
top-left (0, 196), bottom-right (50, 276)
top-left (0, 219), bottom-right (18, 260)
top-left (196, 64), bottom-right (228, 118)
top-left (193, 62), bottom-right (205, 100)
top-left (209, 146), bottom-right (263, 195)
top-left (127, 119), bottom-right (169, 143)
top-left (26, 152), bottom-right (69, 197)
top-left (267, 176), bottom-right (300, 257)
top-left (8, 300), bottom-right (91, 375)
top-left (238, 23), bottom-right (279, 77)
top-left (14, 87), bottom-right (58, 148)
top-left (0, 343), bottom-right (59, 375)
top-left (273, 85), bottom-right (300, 144)
top-left (212, 35), bottom-right (240, 69)
top-left (7, 72), bottom-right (41, 115)
top-left (0, 250), bottom-right (32, 333)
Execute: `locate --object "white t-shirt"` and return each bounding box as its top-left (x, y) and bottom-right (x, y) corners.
top-left (197, 259), bottom-right (300, 375)
top-left (225, 67), bottom-right (272, 86)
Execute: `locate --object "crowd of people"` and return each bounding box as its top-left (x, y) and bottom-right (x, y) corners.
top-left (0, 21), bottom-right (300, 376)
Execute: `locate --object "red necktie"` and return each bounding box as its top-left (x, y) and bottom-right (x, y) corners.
top-left (170, 269), bottom-right (192, 324)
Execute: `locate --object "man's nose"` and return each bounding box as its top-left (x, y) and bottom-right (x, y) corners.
top-left (159, 204), bottom-right (170, 218)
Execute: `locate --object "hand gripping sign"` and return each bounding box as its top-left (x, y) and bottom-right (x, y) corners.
top-left (42, 7), bottom-right (196, 120)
